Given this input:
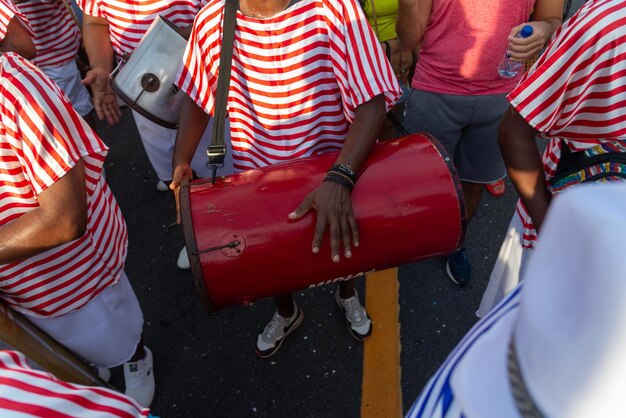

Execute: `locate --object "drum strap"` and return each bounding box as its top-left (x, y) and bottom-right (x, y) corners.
top-left (208, 0), bottom-right (239, 183)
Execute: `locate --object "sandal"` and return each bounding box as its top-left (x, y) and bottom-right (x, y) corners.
top-left (485, 179), bottom-right (506, 197)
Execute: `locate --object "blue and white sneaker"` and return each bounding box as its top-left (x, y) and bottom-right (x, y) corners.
top-left (445, 248), bottom-right (471, 286)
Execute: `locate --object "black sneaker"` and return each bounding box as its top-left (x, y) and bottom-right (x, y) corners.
top-left (445, 248), bottom-right (471, 286)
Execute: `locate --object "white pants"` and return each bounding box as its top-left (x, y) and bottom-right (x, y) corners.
top-left (41, 60), bottom-right (93, 117)
top-left (28, 272), bottom-right (143, 368)
top-left (476, 213), bottom-right (533, 318)
top-left (132, 111), bottom-right (234, 181)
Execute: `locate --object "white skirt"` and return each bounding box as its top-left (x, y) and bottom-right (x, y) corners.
top-left (132, 111), bottom-right (234, 182)
top-left (476, 213), bottom-right (533, 318)
top-left (28, 272), bottom-right (144, 368)
top-left (41, 60), bottom-right (94, 117)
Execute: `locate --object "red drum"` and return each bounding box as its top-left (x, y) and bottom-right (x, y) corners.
top-left (180, 133), bottom-right (466, 313)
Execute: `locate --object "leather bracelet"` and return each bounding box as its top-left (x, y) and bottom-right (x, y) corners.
top-left (329, 163), bottom-right (357, 184)
top-left (326, 169), bottom-right (355, 187)
top-left (324, 173), bottom-right (353, 191)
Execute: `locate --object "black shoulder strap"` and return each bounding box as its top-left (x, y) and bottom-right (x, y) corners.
top-left (208, 0), bottom-right (239, 182)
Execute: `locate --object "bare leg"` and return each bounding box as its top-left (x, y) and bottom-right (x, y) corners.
top-left (273, 294), bottom-right (295, 318)
top-left (461, 181), bottom-right (485, 223)
top-left (339, 279), bottom-right (356, 299)
top-left (128, 336), bottom-right (145, 362)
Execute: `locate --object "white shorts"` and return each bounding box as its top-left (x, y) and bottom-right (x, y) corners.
top-left (132, 111), bottom-right (234, 181)
top-left (28, 272), bottom-right (143, 368)
top-left (41, 60), bottom-right (94, 117)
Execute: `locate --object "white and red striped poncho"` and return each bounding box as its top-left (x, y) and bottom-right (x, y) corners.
top-left (507, 0), bottom-right (626, 248)
top-left (176, 0), bottom-right (401, 171)
top-left (0, 53), bottom-right (127, 318)
top-left (0, 350), bottom-right (149, 417)
top-left (14, 0), bottom-right (82, 69)
top-left (77, 0), bottom-right (207, 59)
top-left (0, 0), bottom-right (33, 40)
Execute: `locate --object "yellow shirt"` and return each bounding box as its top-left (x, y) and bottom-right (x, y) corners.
top-left (362, 0), bottom-right (398, 42)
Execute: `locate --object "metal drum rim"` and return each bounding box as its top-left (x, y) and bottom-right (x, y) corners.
top-left (180, 178), bottom-right (216, 313)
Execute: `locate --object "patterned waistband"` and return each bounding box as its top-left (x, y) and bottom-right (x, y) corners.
top-left (551, 163), bottom-right (626, 192)
top-left (583, 142), bottom-right (626, 156)
top-left (551, 143), bottom-right (626, 193)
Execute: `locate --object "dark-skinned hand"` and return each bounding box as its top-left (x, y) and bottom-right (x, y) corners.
top-left (288, 181), bottom-right (359, 263)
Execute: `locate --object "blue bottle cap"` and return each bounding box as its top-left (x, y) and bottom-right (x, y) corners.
top-left (520, 25), bottom-right (533, 38)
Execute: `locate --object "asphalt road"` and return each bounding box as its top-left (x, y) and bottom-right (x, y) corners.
top-left (5, 1), bottom-right (593, 414)
top-left (90, 107), bottom-right (519, 417)
top-left (112, 4), bottom-right (588, 415)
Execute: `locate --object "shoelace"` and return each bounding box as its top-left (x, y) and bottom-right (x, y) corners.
top-left (343, 297), bottom-right (364, 324)
top-left (263, 313), bottom-right (286, 339)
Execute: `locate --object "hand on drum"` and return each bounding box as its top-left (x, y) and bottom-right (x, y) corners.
top-left (170, 162), bottom-right (193, 225)
top-left (289, 181), bottom-right (359, 263)
top-left (82, 67), bottom-right (122, 125)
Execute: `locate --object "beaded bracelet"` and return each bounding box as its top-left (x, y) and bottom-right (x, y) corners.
top-left (330, 163), bottom-right (357, 184)
top-left (324, 163), bottom-right (357, 191)
top-left (324, 172), bottom-right (354, 191)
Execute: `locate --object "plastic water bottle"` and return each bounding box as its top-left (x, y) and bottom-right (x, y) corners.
top-left (497, 25), bottom-right (534, 78)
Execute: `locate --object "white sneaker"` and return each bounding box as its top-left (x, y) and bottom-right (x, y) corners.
top-left (177, 246), bottom-right (190, 270)
top-left (156, 180), bottom-right (169, 192)
top-left (123, 346), bottom-right (155, 407)
top-left (256, 303), bottom-right (304, 358)
top-left (95, 365), bottom-right (111, 382)
top-left (335, 289), bottom-right (372, 341)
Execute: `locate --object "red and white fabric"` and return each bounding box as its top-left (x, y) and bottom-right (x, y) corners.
top-left (176, 0), bottom-right (401, 172)
top-left (0, 52), bottom-right (127, 318)
top-left (507, 0), bottom-right (626, 248)
top-left (14, 0), bottom-right (82, 68)
top-left (77, 0), bottom-right (206, 59)
top-left (0, 350), bottom-right (149, 417)
top-left (0, 0), bottom-right (33, 41)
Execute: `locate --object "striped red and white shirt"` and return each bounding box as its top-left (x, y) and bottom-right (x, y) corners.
top-left (177, 0), bottom-right (401, 171)
top-left (0, 53), bottom-right (127, 318)
top-left (507, 0), bottom-right (626, 248)
top-left (0, 350), bottom-right (150, 417)
top-left (0, 0), bottom-right (33, 41)
top-left (77, 0), bottom-right (206, 59)
top-left (14, 0), bottom-right (82, 68)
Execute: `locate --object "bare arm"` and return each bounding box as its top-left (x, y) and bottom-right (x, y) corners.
top-left (0, 160), bottom-right (88, 264)
top-left (499, 107), bottom-right (551, 231)
top-left (396, 0), bottom-right (432, 50)
top-left (0, 16), bottom-right (36, 59)
top-left (81, 14), bottom-right (121, 124)
top-left (289, 94), bottom-right (386, 262)
top-left (170, 95), bottom-right (211, 222)
top-left (176, 24), bottom-right (194, 40)
top-left (508, 0), bottom-right (563, 61)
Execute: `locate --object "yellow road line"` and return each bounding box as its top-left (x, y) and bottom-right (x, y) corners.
top-left (361, 268), bottom-right (402, 418)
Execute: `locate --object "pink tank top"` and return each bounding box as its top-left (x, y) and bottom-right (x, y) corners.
top-left (412, 0), bottom-right (535, 95)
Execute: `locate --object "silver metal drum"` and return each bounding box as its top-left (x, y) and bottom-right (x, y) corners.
top-left (111, 16), bottom-right (187, 129)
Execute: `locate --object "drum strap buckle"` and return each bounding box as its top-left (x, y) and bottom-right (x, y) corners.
top-left (207, 144), bottom-right (226, 184)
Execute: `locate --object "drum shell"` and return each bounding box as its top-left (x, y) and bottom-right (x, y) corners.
top-left (181, 133), bottom-right (466, 313)
top-left (111, 16), bottom-right (187, 128)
